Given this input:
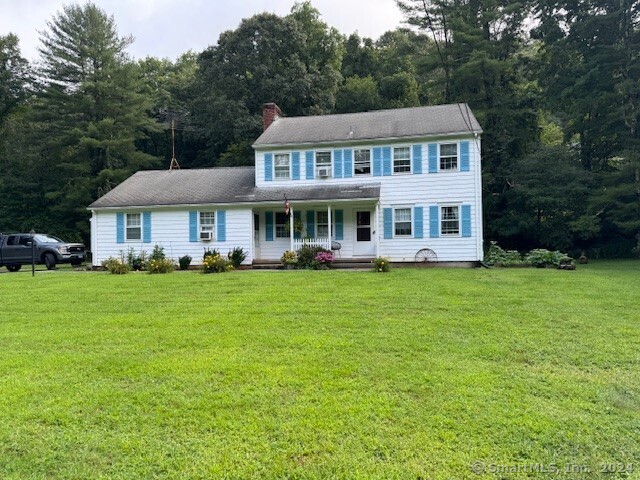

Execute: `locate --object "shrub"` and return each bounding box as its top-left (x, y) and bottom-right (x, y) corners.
top-left (203, 248), bottom-right (219, 260)
top-left (296, 245), bottom-right (328, 269)
top-left (525, 249), bottom-right (573, 268)
top-left (485, 242), bottom-right (527, 267)
top-left (178, 255), bottom-right (192, 270)
top-left (228, 247), bottom-right (247, 268)
top-left (148, 258), bottom-right (175, 274)
top-left (313, 251), bottom-right (334, 270)
top-left (150, 244), bottom-right (166, 261)
top-left (102, 257), bottom-right (130, 274)
top-left (280, 250), bottom-right (297, 266)
top-left (124, 247), bottom-right (147, 271)
top-left (202, 253), bottom-right (231, 273)
top-left (372, 257), bottom-right (391, 272)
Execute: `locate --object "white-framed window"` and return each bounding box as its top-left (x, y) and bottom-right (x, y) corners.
top-left (274, 153), bottom-right (291, 179)
top-left (394, 207), bottom-right (412, 236)
top-left (441, 205), bottom-right (460, 235)
top-left (126, 213), bottom-right (141, 241)
top-left (200, 211), bottom-right (215, 240)
top-left (316, 211), bottom-right (329, 238)
top-left (354, 148), bottom-right (371, 175)
top-left (315, 151), bottom-right (332, 176)
top-left (393, 146), bottom-right (411, 174)
top-left (275, 212), bottom-right (290, 238)
top-left (439, 143), bottom-right (458, 171)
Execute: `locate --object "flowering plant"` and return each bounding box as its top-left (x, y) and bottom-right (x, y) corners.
top-left (372, 257), bottom-right (391, 272)
top-left (280, 250), bottom-right (298, 265)
top-left (202, 253), bottom-right (232, 273)
top-left (313, 251), bottom-right (334, 270)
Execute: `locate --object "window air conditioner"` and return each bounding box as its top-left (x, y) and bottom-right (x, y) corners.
top-left (317, 167), bottom-right (331, 178)
top-left (200, 231), bottom-right (213, 241)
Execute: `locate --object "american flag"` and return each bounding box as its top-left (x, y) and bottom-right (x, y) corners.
top-left (284, 199), bottom-right (290, 216)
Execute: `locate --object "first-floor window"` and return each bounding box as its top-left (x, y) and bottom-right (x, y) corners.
top-left (394, 208), bottom-right (412, 236)
top-left (316, 211), bottom-right (329, 238)
top-left (275, 212), bottom-right (290, 238)
top-left (393, 147), bottom-right (411, 173)
top-left (126, 213), bottom-right (141, 240)
top-left (274, 153), bottom-right (290, 179)
top-left (354, 149), bottom-right (371, 175)
top-left (440, 143), bottom-right (458, 171)
top-left (441, 206), bottom-right (460, 235)
top-left (200, 211), bottom-right (215, 238)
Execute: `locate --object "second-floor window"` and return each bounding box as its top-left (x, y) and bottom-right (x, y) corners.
top-left (126, 213), bottom-right (141, 241)
top-left (275, 212), bottom-right (290, 238)
top-left (393, 147), bottom-right (411, 173)
top-left (315, 151), bottom-right (331, 176)
top-left (274, 153), bottom-right (290, 179)
top-left (440, 143), bottom-right (458, 171)
top-left (354, 149), bottom-right (371, 175)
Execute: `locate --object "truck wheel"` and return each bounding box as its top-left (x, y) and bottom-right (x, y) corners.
top-left (44, 253), bottom-right (57, 270)
top-left (6, 265), bottom-right (22, 272)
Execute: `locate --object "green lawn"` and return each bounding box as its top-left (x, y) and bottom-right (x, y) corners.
top-left (0, 262), bottom-right (639, 479)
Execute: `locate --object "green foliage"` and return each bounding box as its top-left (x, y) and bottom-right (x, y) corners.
top-left (280, 250), bottom-right (298, 265)
top-left (203, 248), bottom-right (219, 260)
top-left (178, 255), bottom-right (192, 270)
top-left (147, 258), bottom-right (175, 274)
top-left (202, 253), bottom-right (231, 274)
top-left (313, 250), bottom-right (334, 270)
top-left (525, 249), bottom-right (573, 269)
top-left (0, 33), bottom-right (29, 126)
top-left (372, 257), bottom-right (391, 272)
top-left (124, 247), bottom-right (147, 271)
top-left (101, 257), bottom-right (130, 274)
top-left (485, 242), bottom-right (528, 267)
top-left (149, 244), bottom-right (166, 261)
top-left (335, 75), bottom-right (382, 113)
top-left (227, 247), bottom-right (247, 268)
top-left (296, 245), bottom-right (328, 269)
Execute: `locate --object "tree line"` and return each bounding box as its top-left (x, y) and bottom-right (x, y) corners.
top-left (0, 1), bottom-right (638, 258)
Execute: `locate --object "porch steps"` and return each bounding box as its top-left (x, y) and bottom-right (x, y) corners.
top-left (252, 258), bottom-right (374, 270)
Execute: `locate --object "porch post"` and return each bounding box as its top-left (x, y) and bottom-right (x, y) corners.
top-left (328, 204), bottom-right (332, 247)
top-left (290, 206), bottom-right (294, 252)
top-left (375, 202), bottom-right (380, 258)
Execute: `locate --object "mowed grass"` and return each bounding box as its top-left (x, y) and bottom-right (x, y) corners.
top-left (0, 262), bottom-right (639, 479)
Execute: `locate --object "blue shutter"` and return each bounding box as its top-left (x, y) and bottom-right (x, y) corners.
top-left (335, 210), bottom-right (344, 241)
top-left (429, 205), bottom-right (439, 238)
top-left (217, 210), bottom-right (226, 242)
top-left (116, 213), bottom-right (125, 244)
top-left (461, 205), bottom-right (471, 237)
top-left (373, 147), bottom-right (382, 176)
top-left (264, 153), bottom-right (273, 182)
top-left (428, 143), bottom-right (438, 173)
top-left (189, 211), bottom-right (197, 242)
top-left (293, 211), bottom-right (302, 239)
top-left (334, 149), bottom-right (343, 178)
top-left (383, 208), bottom-right (393, 239)
top-left (306, 210), bottom-right (315, 238)
top-left (305, 151), bottom-right (314, 179)
top-left (460, 141), bottom-right (470, 172)
top-left (412, 144), bottom-right (423, 174)
top-left (382, 147), bottom-right (392, 176)
top-left (265, 212), bottom-right (274, 241)
top-left (292, 151), bottom-right (300, 180)
top-left (142, 211), bottom-right (151, 243)
top-left (343, 149), bottom-right (353, 178)
top-left (414, 206), bottom-right (424, 239)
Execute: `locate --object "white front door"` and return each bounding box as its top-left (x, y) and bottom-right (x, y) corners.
top-left (353, 210), bottom-right (375, 256)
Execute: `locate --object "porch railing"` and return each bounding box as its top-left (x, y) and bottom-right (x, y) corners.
top-left (293, 238), bottom-right (332, 251)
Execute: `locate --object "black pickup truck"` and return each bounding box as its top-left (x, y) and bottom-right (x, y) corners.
top-left (0, 233), bottom-right (86, 271)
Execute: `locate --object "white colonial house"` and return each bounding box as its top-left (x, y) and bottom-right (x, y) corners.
top-left (88, 103), bottom-right (483, 266)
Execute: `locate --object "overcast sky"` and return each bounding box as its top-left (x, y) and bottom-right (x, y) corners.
top-left (0, 0), bottom-right (406, 62)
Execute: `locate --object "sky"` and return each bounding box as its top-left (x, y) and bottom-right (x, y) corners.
top-left (0, 0), bottom-right (406, 62)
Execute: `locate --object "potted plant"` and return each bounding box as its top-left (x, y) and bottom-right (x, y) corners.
top-left (284, 218), bottom-right (304, 236)
top-left (280, 250), bottom-right (297, 269)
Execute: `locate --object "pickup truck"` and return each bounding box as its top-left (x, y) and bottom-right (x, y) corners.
top-left (0, 233), bottom-right (86, 271)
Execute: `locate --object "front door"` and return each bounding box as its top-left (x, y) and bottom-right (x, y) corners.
top-left (353, 210), bottom-right (375, 256)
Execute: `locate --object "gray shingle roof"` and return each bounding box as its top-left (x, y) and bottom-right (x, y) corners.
top-left (89, 167), bottom-right (380, 209)
top-left (253, 103), bottom-right (482, 147)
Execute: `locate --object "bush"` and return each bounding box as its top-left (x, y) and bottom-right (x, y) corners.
top-left (525, 249), bottom-right (573, 268)
top-left (313, 251), bottom-right (334, 270)
top-left (150, 244), bottom-right (166, 261)
top-left (372, 257), bottom-right (391, 272)
top-left (178, 255), bottom-right (192, 270)
top-left (148, 258), bottom-right (175, 274)
top-left (296, 245), bottom-right (328, 269)
top-left (102, 257), bottom-right (130, 274)
top-left (202, 253), bottom-right (232, 273)
top-left (124, 247), bottom-right (147, 271)
top-left (280, 250), bottom-right (297, 266)
top-left (485, 242), bottom-right (527, 267)
top-left (228, 247), bottom-right (247, 268)
top-left (203, 248), bottom-right (219, 260)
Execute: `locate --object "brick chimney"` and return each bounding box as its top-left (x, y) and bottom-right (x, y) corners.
top-left (262, 102), bottom-right (283, 131)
